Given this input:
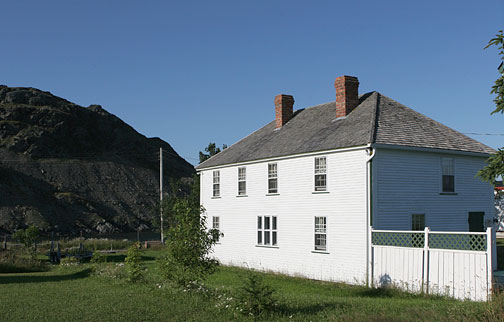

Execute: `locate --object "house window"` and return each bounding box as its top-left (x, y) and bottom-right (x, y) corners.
top-left (213, 171), bottom-right (220, 197)
top-left (257, 216), bottom-right (262, 244)
top-left (268, 163), bottom-right (278, 193)
top-left (212, 216), bottom-right (220, 230)
top-left (238, 167), bottom-right (246, 195)
top-left (411, 214), bottom-right (425, 231)
top-left (257, 216), bottom-right (277, 246)
top-left (441, 158), bottom-right (455, 192)
top-left (314, 157), bottom-right (327, 191)
top-left (314, 216), bottom-right (327, 251)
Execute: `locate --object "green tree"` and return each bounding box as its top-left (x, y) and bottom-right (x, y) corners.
top-left (199, 142), bottom-right (227, 163)
top-left (236, 272), bottom-right (277, 317)
top-left (486, 30), bottom-right (504, 115)
top-left (188, 173), bottom-right (200, 207)
top-left (151, 174), bottom-right (200, 229)
top-left (125, 243), bottom-right (144, 282)
top-left (159, 199), bottom-right (221, 286)
top-left (478, 30), bottom-right (504, 183)
top-left (154, 175), bottom-right (200, 230)
top-left (13, 225), bottom-right (40, 250)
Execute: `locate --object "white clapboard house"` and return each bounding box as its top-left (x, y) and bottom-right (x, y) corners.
top-left (195, 76), bottom-right (495, 285)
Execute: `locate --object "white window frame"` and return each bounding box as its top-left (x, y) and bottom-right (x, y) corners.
top-left (212, 216), bottom-right (220, 230)
top-left (238, 167), bottom-right (246, 195)
top-left (441, 157), bottom-right (455, 193)
top-left (314, 216), bottom-right (327, 251)
top-left (257, 216), bottom-right (262, 245)
top-left (268, 163), bottom-right (278, 194)
top-left (212, 170), bottom-right (220, 197)
top-left (411, 213), bottom-right (425, 231)
top-left (314, 157), bottom-right (327, 192)
top-left (257, 215), bottom-right (277, 246)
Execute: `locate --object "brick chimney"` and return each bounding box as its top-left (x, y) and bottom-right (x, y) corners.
top-left (274, 94), bottom-right (294, 128)
top-left (335, 75), bottom-right (359, 118)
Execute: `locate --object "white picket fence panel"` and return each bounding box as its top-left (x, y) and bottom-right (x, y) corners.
top-left (370, 227), bottom-right (492, 301)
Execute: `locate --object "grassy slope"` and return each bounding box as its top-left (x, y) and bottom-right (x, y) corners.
top-left (0, 250), bottom-right (495, 322)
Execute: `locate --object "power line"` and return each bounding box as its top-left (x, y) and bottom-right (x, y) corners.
top-left (161, 149), bottom-right (199, 161)
top-left (462, 132), bottom-right (504, 136)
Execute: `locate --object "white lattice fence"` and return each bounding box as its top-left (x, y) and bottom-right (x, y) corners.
top-left (370, 227), bottom-right (493, 301)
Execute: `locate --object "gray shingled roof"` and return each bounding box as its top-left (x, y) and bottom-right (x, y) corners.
top-left (196, 92), bottom-right (495, 169)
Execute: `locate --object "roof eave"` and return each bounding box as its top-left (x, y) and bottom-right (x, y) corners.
top-left (371, 143), bottom-right (494, 158)
top-left (196, 144), bottom-right (371, 171)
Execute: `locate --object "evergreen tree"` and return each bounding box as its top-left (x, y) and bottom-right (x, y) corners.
top-left (199, 142), bottom-right (227, 163)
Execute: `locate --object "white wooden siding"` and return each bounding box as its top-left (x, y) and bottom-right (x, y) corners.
top-left (373, 149), bottom-right (494, 232)
top-left (201, 148), bottom-right (370, 284)
top-left (200, 147), bottom-right (494, 286)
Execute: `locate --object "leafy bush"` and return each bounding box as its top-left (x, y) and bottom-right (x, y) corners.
top-left (236, 271), bottom-right (277, 317)
top-left (90, 251), bottom-right (106, 264)
top-left (13, 226), bottom-right (40, 250)
top-left (0, 249), bottom-right (46, 273)
top-left (159, 199), bottom-right (221, 287)
top-left (125, 243), bottom-right (144, 282)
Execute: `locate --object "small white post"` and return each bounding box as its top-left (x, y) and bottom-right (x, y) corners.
top-left (423, 227), bottom-right (430, 295)
top-left (486, 227), bottom-right (493, 300)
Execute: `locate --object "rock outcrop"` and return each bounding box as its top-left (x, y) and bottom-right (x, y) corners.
top-left (0, 86), bottom-right (195, 234)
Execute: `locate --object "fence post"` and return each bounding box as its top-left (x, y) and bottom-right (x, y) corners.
top-left (486, 227), bottom-right (493, 300)
top-left (423, 227), bottom-right (430, 295)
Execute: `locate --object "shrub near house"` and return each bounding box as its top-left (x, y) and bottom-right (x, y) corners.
top-left (160, 199), bottom-right (221, 287)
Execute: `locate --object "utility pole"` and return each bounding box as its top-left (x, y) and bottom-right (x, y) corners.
top-left (160, 147), bottom-right (164, 243)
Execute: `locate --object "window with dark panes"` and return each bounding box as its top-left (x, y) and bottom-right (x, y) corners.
top-left (268, 163), bottom-right (278, 193)
top-left (411, 214), bottom-right (425, 231)
top-left (238, 167), bottom-right (246, 195)
top-left (213, 171), bottom-right (220, 197)
top-left (257, 216), bottom-right (277, 246)
top-left (314, 157), bottom-right (327, 191)
top-left (314, 216), bottom-right (327, 251)
top-left (442, 158), bottom-right (454, 192)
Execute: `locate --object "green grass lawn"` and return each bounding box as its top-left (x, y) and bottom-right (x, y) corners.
top-left (0, 250), bottom-right (500, 322)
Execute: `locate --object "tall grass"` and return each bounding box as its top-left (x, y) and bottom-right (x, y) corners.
top-left (35, 238), bottom-right (134, 252)
top-left (0, 249), bottom-right (47, 273)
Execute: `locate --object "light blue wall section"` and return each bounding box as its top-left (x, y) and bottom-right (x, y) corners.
top-left (372, 148), bottom-right (494, 231)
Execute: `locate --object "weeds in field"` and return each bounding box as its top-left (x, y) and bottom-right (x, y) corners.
top-left (0, 249), bottom-right (46, 273)
top-left (61, 238), bottom-right (133, 251)
top-left (60, 256), bottom-right (82, 266)
top-left (479, 290), bottom-right (504, 322)
top-left (93, 262), bottom-right (126, 279)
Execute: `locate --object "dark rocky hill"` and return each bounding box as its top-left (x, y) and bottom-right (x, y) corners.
top-left (0, 86), bottom-right (195, 234)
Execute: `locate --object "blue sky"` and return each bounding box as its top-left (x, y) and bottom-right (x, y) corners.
top-left (1, 1), bottom-right (503, 165)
